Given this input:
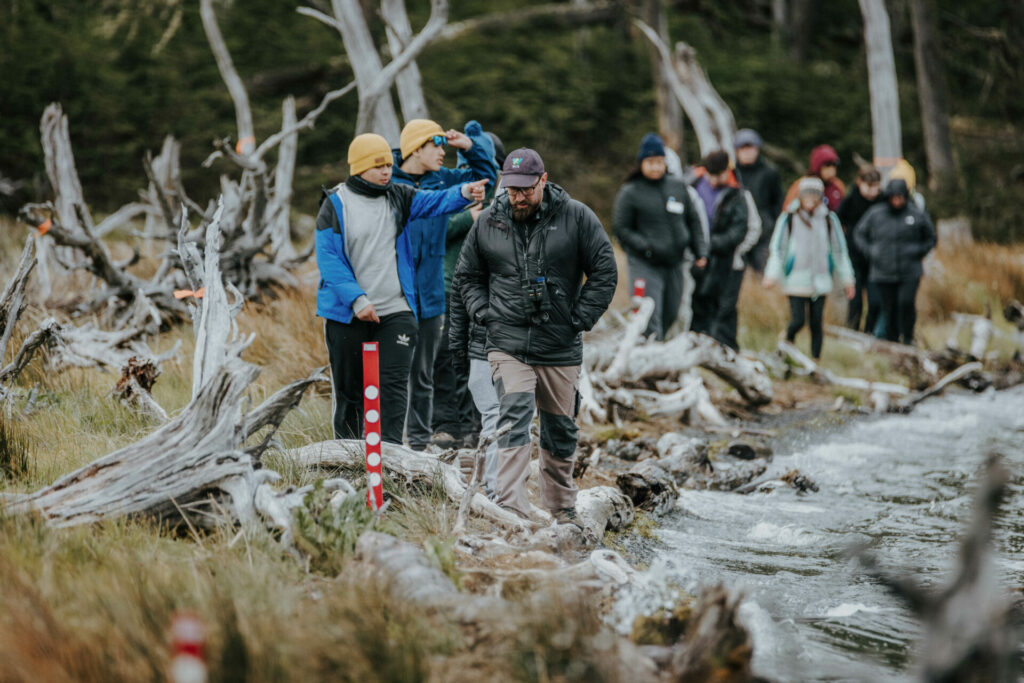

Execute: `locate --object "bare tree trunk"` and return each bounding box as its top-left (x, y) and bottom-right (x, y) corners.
top-left (329, 0), bottom-right (403, 143)
top-left (143, 136), bottom-right (181, 237)
top-left (788, 0), bottom-right (816, 63)
top-left (859, 0), bottom-right (903, 178)
top-left (643, 0), bottom-right (683, 154)
top-left (633, 20), bottom-right (736, 158)
top-left (266, 97), bottom-right (298, 261)
top-left (771, 0), bottom-right (788, 46)
top-left (38, 104), bottom-right (90, 299)
top-left (909, 0), bottom-right (959, 192)
top-left (382, 0), bottom-right (430, 121)
top-left (200, 0), bottom-right (256, 156)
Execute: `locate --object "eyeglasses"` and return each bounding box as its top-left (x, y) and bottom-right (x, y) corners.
top-left (424, 135), bottom-right (448, 149)
top-left (506, 178), bottom-right (541, 199)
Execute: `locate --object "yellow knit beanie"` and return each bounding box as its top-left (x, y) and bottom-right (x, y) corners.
top-left (348, 134), bottom-right (392, 176)
top-left (888, 159), bottom-right (917, 194)
top-left (400, 119), bottom-right (444, 160)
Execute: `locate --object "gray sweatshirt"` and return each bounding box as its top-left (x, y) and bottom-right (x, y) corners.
top-left (337, 185), bottom-right (411, 317)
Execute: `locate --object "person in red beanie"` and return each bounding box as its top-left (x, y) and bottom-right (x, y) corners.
top-left (783, 144), bottom-right (847, 211)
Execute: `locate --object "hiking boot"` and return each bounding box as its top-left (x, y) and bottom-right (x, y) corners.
top-left (552, 507), bottom-right (584, 530)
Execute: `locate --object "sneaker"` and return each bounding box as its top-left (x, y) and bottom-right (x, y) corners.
top-left (552, 507), bottom-right (584, 530)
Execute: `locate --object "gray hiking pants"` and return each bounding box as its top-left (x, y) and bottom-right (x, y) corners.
top-left (488, 351), bottom-right (580, 517)
top-left (468, 358), bottom-right (500, 496)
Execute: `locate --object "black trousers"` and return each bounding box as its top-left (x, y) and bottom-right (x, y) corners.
top-left (847, 261), bottom-right (883, 334)
top-left (405, 314), bottom-right (444, 449)
top-left (692, 257), bottom-right (743, 350)
top-left (325, 312), bottom-right (418, 445)
top-left (877, 277), bottom-right (921, 344)
top-left (627, 256), bottom-right (684, 341)
top-left (432, 295), bottom-right (480, 439)
top-left (787, 296), bottom-right (826, 359)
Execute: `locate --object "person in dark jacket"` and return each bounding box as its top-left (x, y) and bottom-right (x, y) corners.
top-left (315, 133), bottom-right (487, 444)
top-left (431, 136), bottom-right (504, 447)
top-left (853, 179), bottom-right (937, 345)
top-left (391, 119), bottom-right (498, 451)
top-left (836, 165), bottom-right (883, 331)
top-left (734, 128), bottom-right (783, 273)
top-left (449, 247), bottom-right (499, 496)
top-left (454, 148), bottom-right (617, 525)
top-left (613, 133), bottom-right (707, 340)
top-left (689, 150), bottom-right (750, 350)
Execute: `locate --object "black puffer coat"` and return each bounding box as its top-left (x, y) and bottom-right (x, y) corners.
top-left (448, 273), bottom-right (487, 361)
top-left (612, 175), bottom-right (706, 267)
top-left (454, 183), bottom-right (618, 366)
top-left (853, 185), bottom-right (936, 284)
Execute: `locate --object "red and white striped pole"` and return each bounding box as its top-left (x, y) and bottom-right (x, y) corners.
top-left (632, 278), bottom-right (646, 313)
top-left (169, 611), bottom-right (206, 683)
top-left (362, 342), bottom-right (384, 510)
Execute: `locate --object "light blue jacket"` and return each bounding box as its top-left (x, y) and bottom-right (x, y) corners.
top-left (764, 206), bottom-right (855, 298)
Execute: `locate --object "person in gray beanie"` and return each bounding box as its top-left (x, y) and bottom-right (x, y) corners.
top-left (734, 128), bottom-right (783, 274)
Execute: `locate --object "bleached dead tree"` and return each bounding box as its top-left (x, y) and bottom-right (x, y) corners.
top-left (299, 0), bottom-right (449, 142)
top-left (859, 0), bottom-right (903, 178)
top-left (909, 0), bottom-right (959, 193)
top-left (200, 0), bottom-right (256, 157)
top-left (633, 19), bottom-right (737, 158)
top-left (1, 199), bottom-right (330, 537)
top-left (382, 0), bottom-right (430, 121)
top-left (642, 0), bottom-right (684, 155)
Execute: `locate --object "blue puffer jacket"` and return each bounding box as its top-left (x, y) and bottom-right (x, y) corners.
top-left (315, 182), bottom-right (471, 324)
top-left (391, 120), bottom-right (498, 319)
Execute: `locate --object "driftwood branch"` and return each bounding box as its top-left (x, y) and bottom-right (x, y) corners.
top-left (438, 2), bottom-right (618, 42)
top-left (200, 0), bottom-right (255, 156)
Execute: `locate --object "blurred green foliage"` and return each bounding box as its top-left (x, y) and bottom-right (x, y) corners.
top-left (0, 0), bottom-right (1021, 239)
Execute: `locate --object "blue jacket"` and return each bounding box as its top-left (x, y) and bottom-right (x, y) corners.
top-left (391, 120), bottom-right (498, 319)
top-left (315, 182), bottom-right (471, 324)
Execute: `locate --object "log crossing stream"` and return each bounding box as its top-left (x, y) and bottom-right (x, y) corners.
top-left (644, 386), bottom-right (1024, 680)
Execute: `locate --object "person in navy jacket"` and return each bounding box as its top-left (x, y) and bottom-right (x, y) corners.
top-left (315, 133), bottom-right (488, 444)
top-left (391, 119), bottom-right (498, 450)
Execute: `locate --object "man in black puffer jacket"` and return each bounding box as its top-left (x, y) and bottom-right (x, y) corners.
top-left (454, 148), bottom-right (617, 524)
top-left (853, 179), bottom-right (936, 345)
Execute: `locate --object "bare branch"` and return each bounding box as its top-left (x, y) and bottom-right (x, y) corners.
top-left (200, 0), bottom-right (256, 156)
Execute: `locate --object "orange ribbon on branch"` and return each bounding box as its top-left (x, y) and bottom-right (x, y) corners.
top-left (36, 218), bottom-right (52, 236)
top-left (235, 136), bottom-right (256, 155)
top-left (173, 287), bottom-right (206, 300)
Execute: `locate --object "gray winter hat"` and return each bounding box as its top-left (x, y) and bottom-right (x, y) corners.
top-left (734, 128), bottom-right (763, 149)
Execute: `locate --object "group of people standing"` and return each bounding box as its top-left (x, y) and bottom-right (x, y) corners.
top-left (615, 130), bottom-right (936, 362)
top-left (315, 118), bottom-right (936, 526)
top-left (316, 120), bottom-right (616, 527)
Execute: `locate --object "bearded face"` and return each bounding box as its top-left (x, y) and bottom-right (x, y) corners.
top-left (507, 175), bottom-right (546, 222)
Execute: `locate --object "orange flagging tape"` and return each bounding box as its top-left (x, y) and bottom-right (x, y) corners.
top-left (173, 287), bottom-right (206, 300)
top-left (36, 218), bottom-right (52, 235)
top-left (235, 136), bottom-right (256, 154)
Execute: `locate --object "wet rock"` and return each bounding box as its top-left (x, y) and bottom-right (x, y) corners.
top-left (781, 469), bottom-right (819, 493)
top-left (605, 437), bottom-right (658, 462)
top-left (725, 440), bottom-right (773, 461)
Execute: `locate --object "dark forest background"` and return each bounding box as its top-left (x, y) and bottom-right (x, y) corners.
top-left (1, 0), bottom-right (1022, 240)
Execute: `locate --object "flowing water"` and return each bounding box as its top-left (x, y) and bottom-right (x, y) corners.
top-left (629, 386), bottom-right (1024, 681)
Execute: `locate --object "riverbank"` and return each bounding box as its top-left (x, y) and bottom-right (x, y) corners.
top-left (1, 224), bottom-right (1022, 680)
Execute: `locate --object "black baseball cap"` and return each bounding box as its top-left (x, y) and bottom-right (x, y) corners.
top-left (501, 148), bottom-right (545, 187)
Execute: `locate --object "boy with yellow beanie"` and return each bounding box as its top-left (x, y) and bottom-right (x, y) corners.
top-left (390, 119), bottom-right (498, 451)
top-left (315, 132), bottom-right (488, 445)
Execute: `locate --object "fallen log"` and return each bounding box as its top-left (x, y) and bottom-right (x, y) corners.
top-left (778, 340), bottom-right (910, 400)
top-left (285, 440), bottom-right (534, 531)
